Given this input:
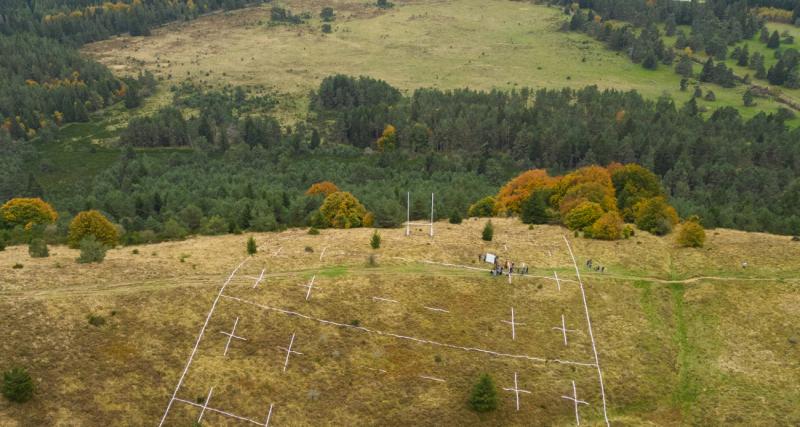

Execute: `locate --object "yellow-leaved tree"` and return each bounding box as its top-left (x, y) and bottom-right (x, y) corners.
top-left (319, 192), bottom-right (368, 229)
top-left (1, 198), bottom-right (58, 230)
top-left (68, 210), bottom-right (119, 248)
top-left (376, 125), bottom-right (397, 152)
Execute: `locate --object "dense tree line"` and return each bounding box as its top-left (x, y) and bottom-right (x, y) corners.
top-left (0, 0), bottom-right (262, 45)
top-left (0, 0), bottom-right (264, 143)
top-left (312, 76), bottom-right (800, 235)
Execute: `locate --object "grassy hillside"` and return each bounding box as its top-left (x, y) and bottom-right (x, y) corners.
top-left (1, 219), bottom-right (799, 425)
top-left (82, 0), bottom-right (798, 124)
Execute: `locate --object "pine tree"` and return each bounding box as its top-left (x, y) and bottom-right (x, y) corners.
top-left (743, 90), bottom-right (755, 107)
top-left (700, 58), bottom-right (714, 82)
top-left (482, 220), bottom-right (494, 241)
top-left (767, 30), bottom-right (781, 49)
top-left (760, 27), bottom-right (769, 44)
top-left (468, 374), bottom-right (498, 413)
top-left (2, 368), bottom-right (34, 403)
top-left (370, 230), bottom-right (381, 249)
top-left (449, 210), bottom-right (463, 224)
top-left (247, 236), bottom-right (257, 255)
top-left (737, 44), bottom-right (749, 67)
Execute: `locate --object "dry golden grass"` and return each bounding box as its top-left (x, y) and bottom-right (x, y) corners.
top-left (1, 219), bottom-right (799, 425)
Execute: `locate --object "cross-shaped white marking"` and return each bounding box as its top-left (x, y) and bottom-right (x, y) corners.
top-left (554, 271), bottom-right (561, 291)
top-left (298, 275), bottom-right (316, 301)
top-left (252, 268), bottom-right (266, 289)
top-left (219, 317), bottom-right (247, 356)
top-left (197, 387), bottom-right (214, 423)
top-left (552, 314), bottom-right (578, 346)
top-left (501, 307), bottom-right (525, 340)
top-left (561, 380), bottom-right (589, 425)
top-left (277, 332), bottom-right (303, 372)
top-left (503, 372), bottom-right (531, 411)
top-left (263, 403), bottom-right (274, 427)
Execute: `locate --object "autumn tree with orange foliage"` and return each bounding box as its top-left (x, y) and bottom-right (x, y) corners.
top-left (376, 125), bottom-right (397, 152)
top-left (494, 169), bottom-right (557, 215)
top-left (306, 181), bottom-right (340, 197)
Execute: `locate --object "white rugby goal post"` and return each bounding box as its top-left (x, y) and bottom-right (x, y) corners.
top-left (404, 192), bottom-right (435, 237)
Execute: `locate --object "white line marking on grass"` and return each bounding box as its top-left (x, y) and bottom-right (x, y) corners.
top-left (501, 307), bottom-right (525, 341)
top-left (319, 247), bottom-right (327, 261)
top-left (173, 397), bottom-right (265, 426)
top-left (563, 235), bottom-right (611, 426)
top-left (561, 380), bottom-right (589, 426)
top-left (220, 316), bottom-right (247, 356)
top-left (554, 271), bottom-right (561, 291)
top-left (273, 247), bottom-right (282, 257)
top-left (263, 403), bottom-right (274, 427)
top-left (420, 375), bottom-right (446, 383)
top-left (252, 269), bottom-right (266, 289)
top-left (278, 332), bottom-right (303, 372)
top-left (221, 294), bottom-right (597, 368)
top-left (551, 314), bottom-right (577, 346)
top-left (372, 296), bottom-right (399, 304)
top-left (197, 387), bottom-right (214, 423)
top-left (424, 306), bottom-right (449, 313)
top-left (299, 275), bottom-right (316, 301)
top-left (503, 372), bottom-right (531, 411)
top-left (158, 258), bottom-right (248, 427)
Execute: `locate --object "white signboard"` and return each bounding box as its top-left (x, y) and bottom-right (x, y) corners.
top-left (485, 253), bottom-right (496, 264)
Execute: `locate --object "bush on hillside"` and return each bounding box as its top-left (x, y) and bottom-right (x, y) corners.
top-left (247, 236), bottom-right (257, 255)
top-left (482, 220), bottom-right (494, 241)
top-left (68, 210), bottom-right (118, 248)
top-left (676, 219), bottom-right (706, 247)
top-left (634, 197), bottom-right (679, 236)
top-left (28, 238), bottom-right (49, 258)
top-left (77, 236), bottom-right (107, 264)
top-left (468, 196), bottom-right (496, 217)
top-left (468, 374), bottom-right (497, 413)
top-left (588, 211), bottom-right (624, 240)
top-left (2, 367), bottom-right (34, 403)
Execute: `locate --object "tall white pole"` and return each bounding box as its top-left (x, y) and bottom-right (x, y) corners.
top-left (430, 193), bottom-right (435, 237)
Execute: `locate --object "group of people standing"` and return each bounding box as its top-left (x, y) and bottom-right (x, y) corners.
top-left (586, 259), bottom-right (606, 273)
top-left (480, 254), bottom-right (529, 277)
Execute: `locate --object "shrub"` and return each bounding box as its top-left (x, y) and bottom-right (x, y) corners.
top-left (247, 236), bottom-right (257, 255)
top-left (482, 220), bottom-right (494, 241)
top-left (12, 263), bottom-right (23, 269)
top-left (449, 210), bottom-right (463, 224)
top-left (676, 219), bottom-right (706, 247)
top-left (1, 198), bottom-right (58, 230)
top-left (468, 374), bottom-right (497, 413)
top-left (202, 215), bottom-right (228, 235)
top-left (28, 238), bottom-right (49, 258)
top-left (2, 367), bottom-right (34, 403)
top-left (161, 218), bottom-right (188, 240)
top-left (305, 246), bottom-right (314, 253)
top-left (634, 197), bottom-right (679, 236)
top-left (308, 227), bottom-right (320, 235)
top-left (0, 236), bottom-right (5, 251)
top-left (588, 211), bottom-right (624, 240)
top-left (564, 201), bottom-right (604, 230)
top-left (319, 191), bottom-right (367, 228)
top-left (467, 196), bottom-right (496, 217)
top-left (68, 210), bottom-right (118, 248)
top-left (370, 231), bottom-right (381, 249)
top-left (87, 314), bottom-right (106, 327)
top-left (321, 23), bottom-right (332, 33)
top-left (77, 236), bottom-right (107, 264)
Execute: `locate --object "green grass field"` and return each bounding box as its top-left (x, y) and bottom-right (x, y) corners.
top-left (1, 219), bottom-right (799, 425)
top-left (81, 0), bottom-right (799, 125)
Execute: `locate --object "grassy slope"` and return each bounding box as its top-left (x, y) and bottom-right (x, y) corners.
top-left (81, 0), bottom-right (798, 124)
top-left (1, 219), bottom-right (799, 425)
